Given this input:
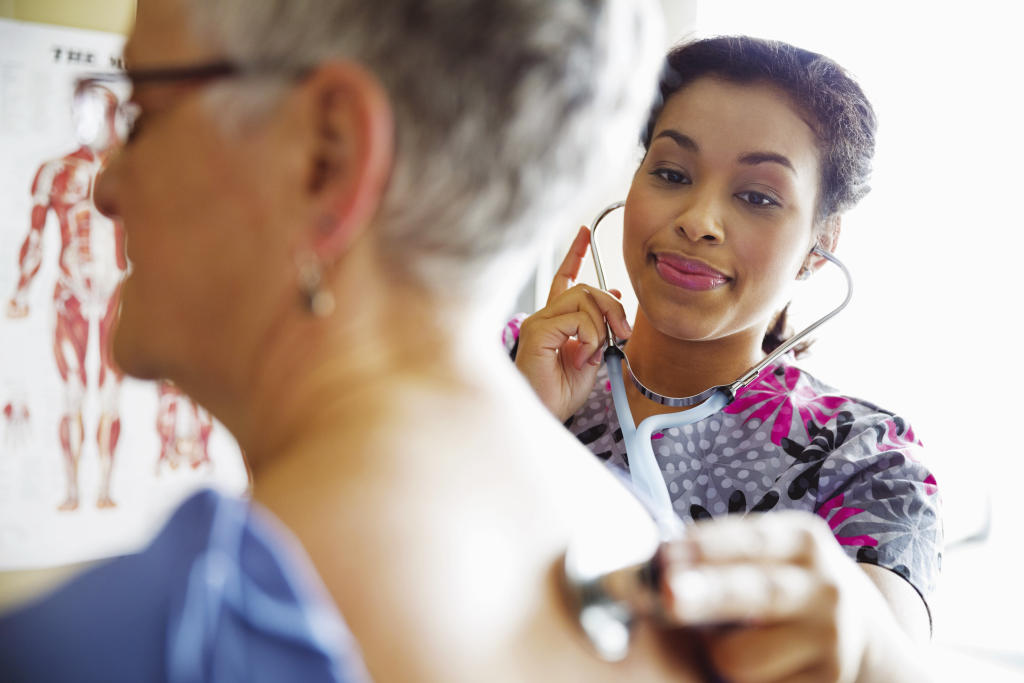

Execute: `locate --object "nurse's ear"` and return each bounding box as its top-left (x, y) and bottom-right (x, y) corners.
top-left (797, 215), bottom-right (842, 280)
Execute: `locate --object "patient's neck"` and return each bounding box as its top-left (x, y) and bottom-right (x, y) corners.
top-left (242, 279), bottom-right (490, 478)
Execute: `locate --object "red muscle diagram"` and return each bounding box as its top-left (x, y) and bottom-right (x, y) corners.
top-left (2, 398), bottom-right (31, 450)
top-left (5, 83), bottom-right (125, 511)
top-left (155, 381), bottom-right (214, 473)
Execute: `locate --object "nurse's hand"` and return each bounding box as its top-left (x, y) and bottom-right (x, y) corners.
top-left (659, 512), bottom-right (932, 683)
top-left (515, 226), bottom-right (632, 422)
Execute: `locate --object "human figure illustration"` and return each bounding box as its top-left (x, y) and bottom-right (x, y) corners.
top-left (2, 397), bottom-right (31, 450)
top-left (155, 380), bottom-right (213, 473)
top-left (5, 81), bottom-right (126, 510)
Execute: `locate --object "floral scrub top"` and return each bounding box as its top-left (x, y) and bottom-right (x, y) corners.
top-left (505, 316), bottom-right (943, 610)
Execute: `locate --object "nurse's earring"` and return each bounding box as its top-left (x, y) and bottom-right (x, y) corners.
top-left (296, 251), bottom-right (336, 317)
top-left (797, 240), bottom-right (825, 281)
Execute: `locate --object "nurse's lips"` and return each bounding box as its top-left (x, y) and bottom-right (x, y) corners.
top-left (654, 253), bottom-right (730, 291)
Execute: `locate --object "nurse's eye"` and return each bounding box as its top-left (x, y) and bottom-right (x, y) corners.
top-left (650, 168), bottom-right (691, 185)
top-left (736, 190), bottom-right (780, 207)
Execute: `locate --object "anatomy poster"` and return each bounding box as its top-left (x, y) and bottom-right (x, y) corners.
top-left (0, 19), bottom-right (248, 569)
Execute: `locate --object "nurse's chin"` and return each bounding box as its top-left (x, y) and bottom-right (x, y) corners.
top-left (646, 318), bottom-right (731, 345)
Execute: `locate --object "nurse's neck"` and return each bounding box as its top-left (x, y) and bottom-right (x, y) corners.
top-left (622, 310), bottom-right (766, 422)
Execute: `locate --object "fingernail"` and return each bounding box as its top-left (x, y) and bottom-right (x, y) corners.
top-left (622, 319), bottom-right (632, 334)
top-left (667, 568), bottom-right (716, 622)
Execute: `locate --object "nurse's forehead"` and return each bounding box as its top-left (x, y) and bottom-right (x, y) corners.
top-left (665, 79), bottom-right (802, 122)
top-left (657, 82), bottom-right (819, 162)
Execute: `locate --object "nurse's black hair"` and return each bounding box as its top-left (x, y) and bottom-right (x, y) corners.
top-left (641, 36), bottom-right (877, 356)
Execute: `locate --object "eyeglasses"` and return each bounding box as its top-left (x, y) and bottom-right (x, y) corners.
top-left (73, 60), bottom-right (307, 149)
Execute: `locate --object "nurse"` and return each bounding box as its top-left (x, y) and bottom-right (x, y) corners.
top-left (511, 35), bottom-right (941, 681)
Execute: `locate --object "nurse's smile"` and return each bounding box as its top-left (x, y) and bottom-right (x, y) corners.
top-left (653, 253), bottom-right (731, 291)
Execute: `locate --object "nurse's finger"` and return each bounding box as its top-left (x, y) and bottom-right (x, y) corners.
top-left (539, 285), bottom-right (631, 344)
top-left (564, 311), bottom-right (605, 371)
top-left (667, 511), bottom-right (827, 567)
top-left (775, 666), bottom-right (841, 683)
top-left (546, 226), bottom-right (591, 304)
top-left (549, 311), bottom-right (603, 372)
top-left (522, 310), bottom-right (603, 366)
top-left (703, 623), bottom-right (824, 683)
top-left (580, 286), bottom-right (632, 343)
top-left (661, 563), bottom-right (824, 625)
top-left (563, 287), bottom-right (613, 351)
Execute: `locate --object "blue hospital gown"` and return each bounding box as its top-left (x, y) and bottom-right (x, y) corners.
top-left (0, 489), bottom-right (370, 683)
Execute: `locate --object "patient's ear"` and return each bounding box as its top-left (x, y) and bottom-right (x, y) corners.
top-left (299, 60), bottom-right (394, 259)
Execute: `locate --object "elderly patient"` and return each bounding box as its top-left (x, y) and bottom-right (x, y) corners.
top-left (0, 0), bottom-right (710, 681)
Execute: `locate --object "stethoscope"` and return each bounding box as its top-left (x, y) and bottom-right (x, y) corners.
top-left (562, 200), bottom-right (853, 661)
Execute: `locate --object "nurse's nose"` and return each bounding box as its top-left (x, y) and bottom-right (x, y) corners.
top-left (674, 187), bottom-right (725, 244)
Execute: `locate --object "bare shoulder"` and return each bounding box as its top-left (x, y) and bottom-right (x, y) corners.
top-left (259, 366), bottom-right (700, 680)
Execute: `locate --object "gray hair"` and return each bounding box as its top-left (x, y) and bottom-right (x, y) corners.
top-left (186, 0), bottom-right (662, 303)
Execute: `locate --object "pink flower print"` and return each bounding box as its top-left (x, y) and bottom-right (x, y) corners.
top-left (875, 417), bottom-right (923, 454)
top-left (502, 315), bottom-right (525, 348)
top-left (725, 364), bottom-right (848, 445)
top-left (817, 493), bottom-right (878, 547)
top-left (873, 418), bottom-right (936, 494)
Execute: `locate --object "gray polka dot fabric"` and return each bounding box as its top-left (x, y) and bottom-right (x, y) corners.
top-left (505, 316), bottom-right (943, 606)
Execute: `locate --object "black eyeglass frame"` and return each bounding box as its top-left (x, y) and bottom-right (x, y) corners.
top-left (72, 60), bottom-right (312, 145)
top-left (75, 60), bottom-right (310, 88)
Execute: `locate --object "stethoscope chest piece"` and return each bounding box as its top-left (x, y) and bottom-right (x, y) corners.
top-left (562, 538), bottom-right (664, 662)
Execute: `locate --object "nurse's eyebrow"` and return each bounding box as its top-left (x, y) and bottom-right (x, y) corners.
top-left (738, 151), bottom-right (796, 174)
top-left (653, 129), bottom-right (698, 151)
top-left (655, 130), bottom-right (797, 175)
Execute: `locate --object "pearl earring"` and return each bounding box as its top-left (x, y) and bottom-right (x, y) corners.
top-left (296, 253), bottom-right (336, 317)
